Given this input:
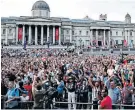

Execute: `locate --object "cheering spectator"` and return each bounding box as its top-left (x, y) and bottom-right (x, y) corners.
top-left (122, 79), bottom-right (134, 109)
top-left (66, 76), bottom-right (76, 110)
top-left (105, 75), bottom-right (121, 109)
top-left (5, 82), bottom-right (19, 109)
top-left (99, 87), bottom-right (112, 109)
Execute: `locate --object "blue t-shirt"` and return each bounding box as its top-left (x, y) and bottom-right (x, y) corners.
top-left (6, 88), bottom-right (19, 108)
top-left (57, 81), bottom-right (64, 94)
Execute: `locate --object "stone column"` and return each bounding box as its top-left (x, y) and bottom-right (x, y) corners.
top-left (59, 26), bottom-right (61, 45)
top-left (53, 26), bottom-right (55, 44)
top-left (70, 29), bottom-right (72, 43)
top-left (47, 25), bottom-right (49, 42)
top-left (90, 29), bottom-right (93, 46)
top-left (22, 25), bottom-right (25, 45)
top-left (103, 30), bottom-right (106, 46)
top-left (5, 27), bottom-right (8, 45)
top-left (16, 25), bottom-right (18, 45)
top-left (28, 25), bottom-right (31, 45)
top-left (35, 25), bottom-right (38, 45)
top-left (41, 25), bottom-right (44, 45)
top-left (108, 30), bottom-right (110, 47)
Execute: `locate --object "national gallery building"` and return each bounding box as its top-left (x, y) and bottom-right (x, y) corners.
top-left (1, 0), bottom-right (135, 47)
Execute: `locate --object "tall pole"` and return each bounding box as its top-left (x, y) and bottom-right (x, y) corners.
top-left (122, 40), bottom-right (124, 63)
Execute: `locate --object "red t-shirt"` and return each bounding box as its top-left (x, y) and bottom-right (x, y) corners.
top-left (100, 96), bottom-right (112, 109)
top-left (123, 60), bottom-right (127, 65)
top-left (24, 84), bottom-right (32, 101)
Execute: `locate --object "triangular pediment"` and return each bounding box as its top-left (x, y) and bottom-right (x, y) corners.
top-left (26, 17), bottom-right (53, 22)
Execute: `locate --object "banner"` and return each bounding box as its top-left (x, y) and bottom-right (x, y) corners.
top-left (55, 27), bottom-right (59, 41)
top-left (18, 28), bottom-right (23, 40)
top-left (124, 40), bottom-right (127, 47)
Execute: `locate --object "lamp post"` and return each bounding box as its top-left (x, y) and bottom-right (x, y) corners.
top-left (121, 40), bottom-right (124, 63)
top-left (74, 33), bottom-right (77, 49)
top-left (47, 37), bottom-right (50, 48)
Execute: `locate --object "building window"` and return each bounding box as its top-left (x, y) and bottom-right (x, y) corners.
top-left (122, 32), bottom-right (123, 36)
top-left (121, 40), bottom-right (124, 44)
top-left (130, 31), bottom-right (132, 36)
top-left (86, 31), bottom-right (88, 35)
top-left (110, 31), bottom-right (112, 36)
top-left (72, 31), bottom-right (74, 35)
top-left (115, 40), bottom-right (118, 44)
top-left (79, 31), bottom-right (82, 35)
top-left (9, 29), bottom-right (12, 34)
top-left (116, 31), bottom-right (118, 36)
top-left (3, 29), bottom-right (6, 34)
top-left (98, 31), bottom-right (101, 36)
top-left (61, 29), bottom-right (64, 35)
top-left (67, 30), bottom-right (69, 34)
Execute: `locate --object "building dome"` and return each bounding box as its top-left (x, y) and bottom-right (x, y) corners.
top-left (32, 0), bottom-right (50, 17)
top-left (125, 13), bottom-right (131, 18)
top-left (32, 0), bottom-right (50, 12)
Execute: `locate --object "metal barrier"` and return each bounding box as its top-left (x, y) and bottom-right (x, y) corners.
top-left (1, 98), bottom-right (135, 109)
top-left (82, 48), bottom-right (135, 53)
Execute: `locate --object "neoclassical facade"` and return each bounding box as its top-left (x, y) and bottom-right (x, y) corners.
top-left (1, 0), bottom-right (135, 47)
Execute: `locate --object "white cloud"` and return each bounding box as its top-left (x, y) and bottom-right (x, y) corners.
top-left (0, 0), bottom-right (135, 22)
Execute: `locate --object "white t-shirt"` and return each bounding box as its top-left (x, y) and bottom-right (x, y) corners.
top-left (20, 96), bottom-right (29, 102)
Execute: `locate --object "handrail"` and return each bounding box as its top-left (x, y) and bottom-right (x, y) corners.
top-left (1, 99), bottom-right (135, 109)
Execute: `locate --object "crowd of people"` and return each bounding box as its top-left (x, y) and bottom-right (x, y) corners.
top-left (1, 48), bottom-right (135, 109)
